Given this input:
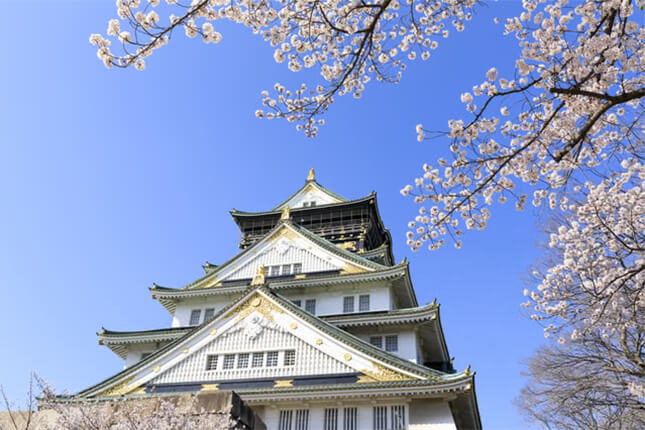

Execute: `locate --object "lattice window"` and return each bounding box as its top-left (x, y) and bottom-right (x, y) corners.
top-left (293, 263), bottom-right (302, 274)
top-left (237, 353), bottom-right (249, 368)
top-left (189, 309), bottom-right (202, 326)
top-left (373, 406), bottom-right (387, 430)
top-left (369, 336), bottom-right (383, 349)
top-left (305, 299), bottom-right (316, 315)
top-left (203, 308), bottom-right (215, 321)
top-left (252, 352), bottom-right (264, 368)
top-left (343, 408), bottom-right (357, 430)
top-left (283, 350), bottom-right (296, 366)
top-left (282, 264), bottom-right (292, 275)
top-left (324, 408), bottom-right (338, 430)
top-left (359, 294), bottom-right (370, 311)
top-left (295, 409), bottom-right (309, 430)
top-left (222, 354), bottom-right (235, 369)
top-left (391, 405), bottom-right (406, 430)
top-left (266, 351), bottom-right (279, 367)
top-left (205, 354), bottom-right (218, 371)
top-left (343, 296), bottom-right (355, 313)
top-left (385, 335), bottom-right (399, 352)
top-left (279, 410), bottom-right (293, 430)
top-left (292, 299), bottom-right (302, 308)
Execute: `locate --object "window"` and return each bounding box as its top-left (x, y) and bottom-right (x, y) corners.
top-left (373, 406), bottom-right (387, 430)
top-left (369, 336), bottom-right (383, 349)
top-left (237, 353), bottom-right (249, 368)
top-left (295, 410), bottom-right (310, 430)
top-left (189, 309), bottom-right (202, 326)
top-left (302, 201), bottom-right (316, 207)
top-left (268, 263), bottom-right (302, 277)
top-left (292, 299), bottom-right (302, 307)
top-left (385, 335), bottom-right (399, 352)
top-left (305, 299), bottom-right (316, 314)
top-left (343, 408), bottom-right (357, 430)
top-left (222, 354), bottom-right (235, 369)
top-left (203, 308), bottom-right (215, 321)
top-left (252, 352), bottom-right (264, 368)
top-left (278, 409), bottom-right (310, 430)
top-left (324, 409), bottom-right (338, 430)
top-left (283, 350), bottom-right (296, 366)
top-left (269, 265), bottom-right (281, 277)
top-left (359, 295), bottom-right (370, 311)
top-left (205, 355), bottom-right (218, 371)
top-left (343, 296), bottom-right (355, 313)
top-left (391, 405), bottom-right (406, 430)
top-left (266, 351), bottom-right (279, 367)
top-left (279, 410), bottom-right (293, 430)
top-left (372, 405), bottom-right (405, 429)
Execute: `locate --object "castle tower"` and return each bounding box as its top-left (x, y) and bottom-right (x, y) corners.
top-left (82, 169), bottom-right (480, 429)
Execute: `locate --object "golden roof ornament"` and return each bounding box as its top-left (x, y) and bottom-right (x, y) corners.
top-left (307, 167), bottom-right (315, 182)
top-left (281, 206), bottom-right (291, 221)
top-left (251, 266), bottom-right (266, 287)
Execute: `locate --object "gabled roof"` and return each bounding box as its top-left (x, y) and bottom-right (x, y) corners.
top-left (78, 286), bottom-right (470, 399)
top-left (231, 194), bottom-right (372, 217)
top-left (170, 220), bottom-right (389, 291)
top-left (271, 169), bottom-right (347, 210)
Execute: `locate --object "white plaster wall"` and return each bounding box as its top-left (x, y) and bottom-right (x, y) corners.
top-left (356, 329), bottom-right (418, 363)
top-left (279, 285), bottom-right (391, 316)
top-left (172, 296), bottom-right (235, 327)
top-left (123, 343), bottom-right (159, 368)
top-left (409, 399), bottom-right (456, 430)
top-left (260, 404), bottom-right (395, 430)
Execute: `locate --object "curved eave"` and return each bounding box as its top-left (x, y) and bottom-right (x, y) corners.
top-left (151, 263), bottom-right (416, 311)
top-left (322, 302), bottom-right (438, 328)
top-left (231, 193), bottom-right (373, 219)
top-left (98, 327), bottom-right (192, 359)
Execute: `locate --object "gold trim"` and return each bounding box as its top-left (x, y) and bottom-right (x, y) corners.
top-left (290, 322), bottom-right (298, 330)
top-left (307, 167), bottom-right (315, 181)
top-left (232, 293), bottom-right (284, 323)
top-left (96, 375), bottom-right (137, 397)
top-left (361, 362), bottom-right (415, 382)
top-left (201, 383), bottom-right (219, 391)
top-left (182, 348), bottom-right (189, 354)
top-left (344, 353), bottom-right (352, 361)
top-left (274, 379), bottom-right (294, 388)
top-left (210, 328), bottom-right (217, 335)
top-left (281, 206), bottom-right (291, 221)
top-left (153, 365), bottom-right (160, 372)
top-left (316, 339), bottom-right (323, 345)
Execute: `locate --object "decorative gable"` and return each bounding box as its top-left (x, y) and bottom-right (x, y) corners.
top-left (151, 315), bottom-right (354, 384)
top-left (273, 169), bottom-right (346, 210)
top-left (201, 223), bottom-right (376, 287)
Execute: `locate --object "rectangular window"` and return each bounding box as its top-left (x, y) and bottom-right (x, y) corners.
top-left (359, 295), bottom-right (370, 311)
top-left (266, 351), bottom-right (279, 367)
top-left (302, 202), bottom-right (310, 207)
top-left (237, 353), bottom-right (249, 368)
top-left (369, 336), bottom-right (383, 349)
top-left (281, 264), bottom-right (291, 275)
top-left (189, 309), bottom-right (202, 326)
top-left (252, 352), bottom-right (264, 368)
top-left (203, 307), bottom-right (215, 321)
top-left (283, 350), bottom-right (296, 366)
top-left (385, 335), bottom-right (399, 352)
top-left (343, 296), bottom-right (355, 313)
top-left (309, 201), bottom-right (316, 207)
top-left (391, 405), bottom-right (406, 430)
top-left (222, 354), bottom-right (235, 369)
top-left (324, 408), bottom-right (338, 430)
top-left (279, 410), bottom-right (293, 430)
top-left (293, 263), bottom-right (302, 274)
top-left (305, 299), bottom-right (316, 314)
top-left (292, 299), bottom-right (302, 307)
top-left (343, 408), bottom-right (357, 430)
top-left (269, 265), bottom-right (280, 277)
top-left (373, 406), bottom-right (387, 430)
top-left (205, 354), bottom-right (218, 371)
top-left (295, 409), bottom-right (309, 430)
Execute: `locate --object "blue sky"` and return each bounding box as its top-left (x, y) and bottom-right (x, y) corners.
top-left (0, 1), bottom-right (547, 428)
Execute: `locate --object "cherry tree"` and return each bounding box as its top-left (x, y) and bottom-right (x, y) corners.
top-left (92, 0), bottom-right (644, 424)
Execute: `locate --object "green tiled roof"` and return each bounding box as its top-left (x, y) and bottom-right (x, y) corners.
top-left (272, 179), bottom-right (348, 211)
